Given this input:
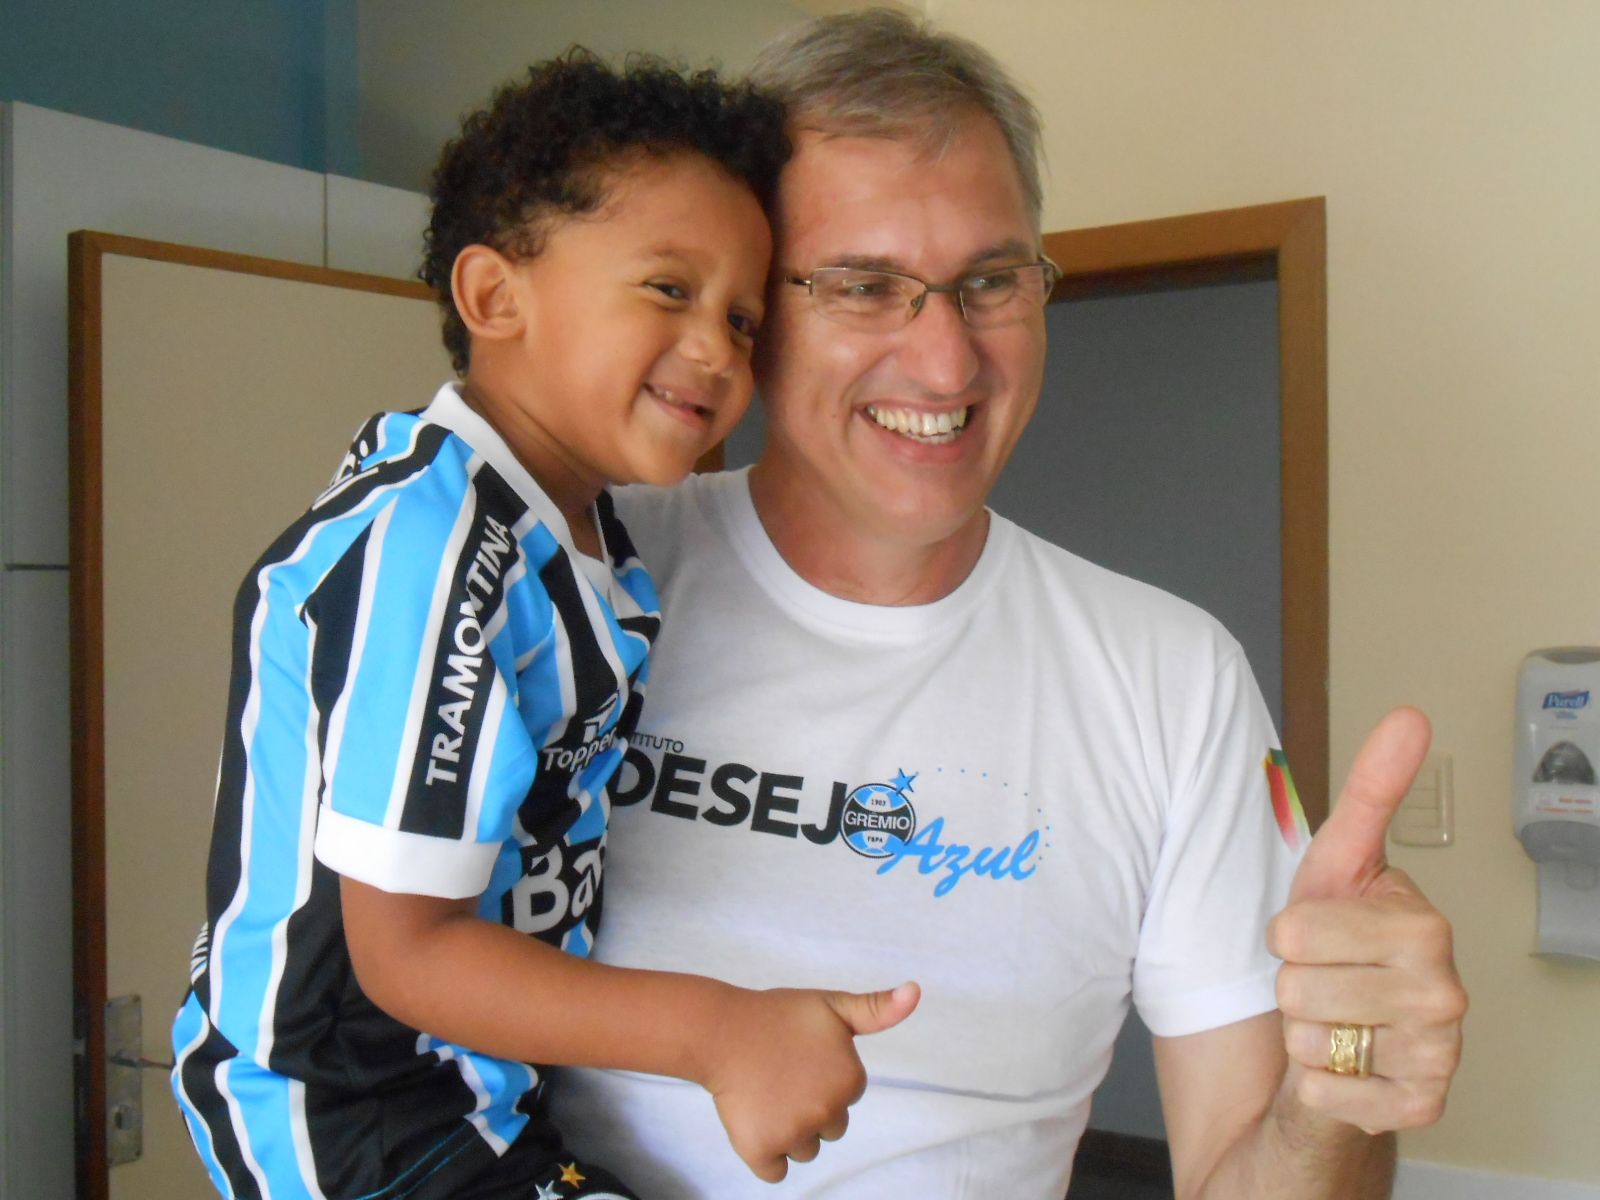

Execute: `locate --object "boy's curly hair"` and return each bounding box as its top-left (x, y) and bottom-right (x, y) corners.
top-left (421, 50), bottom-right (791, 374)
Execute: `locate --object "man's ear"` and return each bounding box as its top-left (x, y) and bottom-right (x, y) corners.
top-left (451, 244), bottom-right (528, 344)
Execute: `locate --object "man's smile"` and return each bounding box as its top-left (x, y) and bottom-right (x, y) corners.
top-left (863, 403), bottom-right (972, 444)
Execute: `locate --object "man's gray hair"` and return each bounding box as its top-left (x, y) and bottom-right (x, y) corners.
top-left (746, 8), bottom-right (1044, 229)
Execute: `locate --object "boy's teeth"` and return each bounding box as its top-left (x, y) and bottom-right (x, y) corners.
top-left (867, 405), bottom-right (969, 442)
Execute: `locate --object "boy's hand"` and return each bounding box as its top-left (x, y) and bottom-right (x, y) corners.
top-left (701, 982), bottom-right (920, 1183)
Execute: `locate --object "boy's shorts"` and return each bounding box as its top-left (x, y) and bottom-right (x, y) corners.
top-left (456, 1150), bottom-right (640, 1200)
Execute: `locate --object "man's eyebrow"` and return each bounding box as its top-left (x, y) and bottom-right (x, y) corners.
top-left (821, 253), bottom-right (909, 273)
top-left (818, 240), bottom-right (1040, 276)
top-left (965, 239), bottom-right (1039, 267)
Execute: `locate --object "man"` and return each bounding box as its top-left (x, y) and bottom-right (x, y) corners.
top-left (549, 11), bottom-right (1465, 1198)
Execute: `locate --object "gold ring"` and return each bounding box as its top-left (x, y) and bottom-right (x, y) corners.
top-left (1328, 1023), bottom-right (1375, 1079)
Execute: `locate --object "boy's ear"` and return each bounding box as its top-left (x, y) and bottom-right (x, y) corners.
top-left (451, 244), bottom-right (528, 344)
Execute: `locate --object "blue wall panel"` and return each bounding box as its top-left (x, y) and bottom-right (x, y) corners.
top-left (0, 0), bottom-right (346, 172)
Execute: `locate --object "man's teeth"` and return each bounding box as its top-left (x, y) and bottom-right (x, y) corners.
top-left (866, 405), bottom-right (970, 443)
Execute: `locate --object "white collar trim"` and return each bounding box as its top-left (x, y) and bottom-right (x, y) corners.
top-left (709, 467), bottom-right (1010, 641)
top-left (419, 382), bottom-right (591, 561)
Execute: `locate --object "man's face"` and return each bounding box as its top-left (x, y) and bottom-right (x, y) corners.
top-left (755, 118), bottom-right (1047, 549)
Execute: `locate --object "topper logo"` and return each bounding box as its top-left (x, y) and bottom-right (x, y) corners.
top-left (1543, 690), bottom-right (1591, 710)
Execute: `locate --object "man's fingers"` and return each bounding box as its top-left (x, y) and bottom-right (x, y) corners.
top-left (1267, 881), bottom-right (1449, 967)
top-left (1277, 958), bottom-right (1466, 1029)
top-left (827, 981), bottom-right (920, 1036)
top-left (1289, 707), bottom-right (1431, 904)
top-left (1283, 1019), bottom-right (1463, 1084)
top-left (1276, 963), bottom-right (1393, 1025)
top-left (1293, 1064), bottom-right (1452, 1133)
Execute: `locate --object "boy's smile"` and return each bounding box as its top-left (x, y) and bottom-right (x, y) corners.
top-left (457, 151), bottom-right (772, 528)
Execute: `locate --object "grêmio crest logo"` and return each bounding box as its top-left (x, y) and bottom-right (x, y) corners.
top-left (609, 744), bottom-right (1039, 897)
top-left (841, 771), bottom-right (920, 857)
top-left (1544, 690), bottom-right (1591, 710)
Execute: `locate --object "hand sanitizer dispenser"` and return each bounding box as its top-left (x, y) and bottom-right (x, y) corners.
top-left (1515, 647), bottom-right (1600, 960)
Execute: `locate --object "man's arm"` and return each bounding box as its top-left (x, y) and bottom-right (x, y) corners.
top-left (1154, 708), bottom-right (1466, 1200)
top-left (341, 878), bottom-right (919, 1183)
top-left (1157, 1014), bottom-right (1395, 1199)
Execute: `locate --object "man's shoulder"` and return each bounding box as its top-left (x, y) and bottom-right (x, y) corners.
top-left (995, 515), bottom-right (1241, 658)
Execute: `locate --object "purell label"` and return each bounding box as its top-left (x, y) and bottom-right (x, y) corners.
top-left (1543, 690), bottom-right (1591, 710)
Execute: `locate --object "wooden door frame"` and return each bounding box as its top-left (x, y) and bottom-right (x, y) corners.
top-left (67, 230), bottom-right (432, 1200)
top-left (1043, 197), bottom-right (1329, 825)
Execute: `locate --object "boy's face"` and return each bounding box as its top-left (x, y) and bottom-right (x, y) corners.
top-left (490, 153), bottom-right (771, 489)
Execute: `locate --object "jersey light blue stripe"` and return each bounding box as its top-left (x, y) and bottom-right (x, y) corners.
top-left (213, 501), bottom-right (386, 1056)
top-left (459, 1052), bottom-right (535, 1151)
top-left (471, 687), bottom-right (538, 846)
top-left (171, 994), bottom-right (233, 1197)
top-left (326, 452), bottom-right (474, 828)
top-left (224, 1058), bottom-right (322, 1200)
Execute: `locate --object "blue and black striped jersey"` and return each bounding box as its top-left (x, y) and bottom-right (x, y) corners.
top-left (173, 384), bottom-right (660, 1200)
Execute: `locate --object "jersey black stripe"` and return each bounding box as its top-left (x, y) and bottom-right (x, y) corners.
top-left (177, 1027), bottom-right (264, 1200)
top-left (596, 492), bottom-right (660, 646)
top-left (593, 490), bottom-right (635, 563)
top-left (305, 523), bottom-right (370, 754)
top-left (206, 423), bottom-right (452, 925)
top-left (617, 614), bottom-right (662, 644)
top-left (510, 550), bottom-right (618, 854)
top-left (398, 467), bottom-right (530, 837)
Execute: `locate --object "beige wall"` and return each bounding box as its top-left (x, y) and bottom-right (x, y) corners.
top-left (356, 0), bottom-right (811, 189)
top-left (925, 0), bottom-right (1600, 1184)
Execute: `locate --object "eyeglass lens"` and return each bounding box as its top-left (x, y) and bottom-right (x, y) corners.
top-left (806, 263), bottom-right (1057, 330)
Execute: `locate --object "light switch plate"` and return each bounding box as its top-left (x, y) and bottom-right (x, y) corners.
top-left (1391, 754), bottom-right (1454, 847)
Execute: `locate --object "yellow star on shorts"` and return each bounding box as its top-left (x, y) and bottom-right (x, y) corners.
top-left (560, 1163), bottom-right (587, 1187)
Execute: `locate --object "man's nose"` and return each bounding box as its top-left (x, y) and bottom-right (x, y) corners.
top-left (897, 291), bottom-right (981, 396)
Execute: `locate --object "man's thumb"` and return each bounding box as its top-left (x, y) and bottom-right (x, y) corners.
top-left (828, 982), bottom-right (921, 1036)
top-left (1290, 705), bottom-right (1431, 902)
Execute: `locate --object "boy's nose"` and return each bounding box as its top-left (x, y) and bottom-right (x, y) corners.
top-left (679, 312), bottom-right (737, 376)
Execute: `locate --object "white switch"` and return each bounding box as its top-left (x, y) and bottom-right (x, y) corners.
top-left (1391, 754), bottom-right (1454, 847)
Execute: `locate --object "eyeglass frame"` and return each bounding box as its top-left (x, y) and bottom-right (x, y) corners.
top-left (781, 257), bottom-right (1062, 330)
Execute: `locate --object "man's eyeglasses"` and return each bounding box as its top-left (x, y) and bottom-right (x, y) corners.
top-left (782, 259), bottom-right (1061, 331)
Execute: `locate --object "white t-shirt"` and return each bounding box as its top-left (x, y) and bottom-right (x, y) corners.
top-left (548, 469), bottom-right (1304, 1199)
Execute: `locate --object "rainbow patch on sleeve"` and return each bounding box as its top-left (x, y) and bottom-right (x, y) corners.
top-left (1265, 749), bottom-right (1310, 851)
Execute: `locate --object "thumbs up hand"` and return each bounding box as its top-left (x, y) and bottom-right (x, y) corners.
top-left (1267, 708), bottom-right (1467, 1134)
top-left (701, 981), bottom-right (920, 1182)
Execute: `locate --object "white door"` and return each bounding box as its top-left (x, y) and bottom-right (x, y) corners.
top-left (75, 235), bottom-right (452, 1200)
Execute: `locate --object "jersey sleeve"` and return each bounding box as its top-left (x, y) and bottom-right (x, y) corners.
top-left (308, 455), bottom-right (539, 900)
top-left (1131, 646), bottom-right (1306, 1037)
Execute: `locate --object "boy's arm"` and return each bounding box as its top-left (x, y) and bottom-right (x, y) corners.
top-left (341, 878), bottom-right (919, 1183)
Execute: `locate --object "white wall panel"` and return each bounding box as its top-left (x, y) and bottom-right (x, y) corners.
top-left (1, 103), bottom-right (326, 566)
top-left (0, 568), bottom-right (73, 1200)
top-left (325, 173), bottom-right (429, 281)
top-left (0, 102), bottom-right (333, 1200)
top-left (1396, 1162), bottom-right (1600, 1200)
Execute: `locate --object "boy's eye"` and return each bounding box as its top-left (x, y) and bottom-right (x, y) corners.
top-left (648, 281), bottom-right (688, 301)
top-left (728, 312), bottom-right (760, 340)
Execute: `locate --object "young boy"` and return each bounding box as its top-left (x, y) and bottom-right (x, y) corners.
top-left (172, 55), bottom-right (916, 1200)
